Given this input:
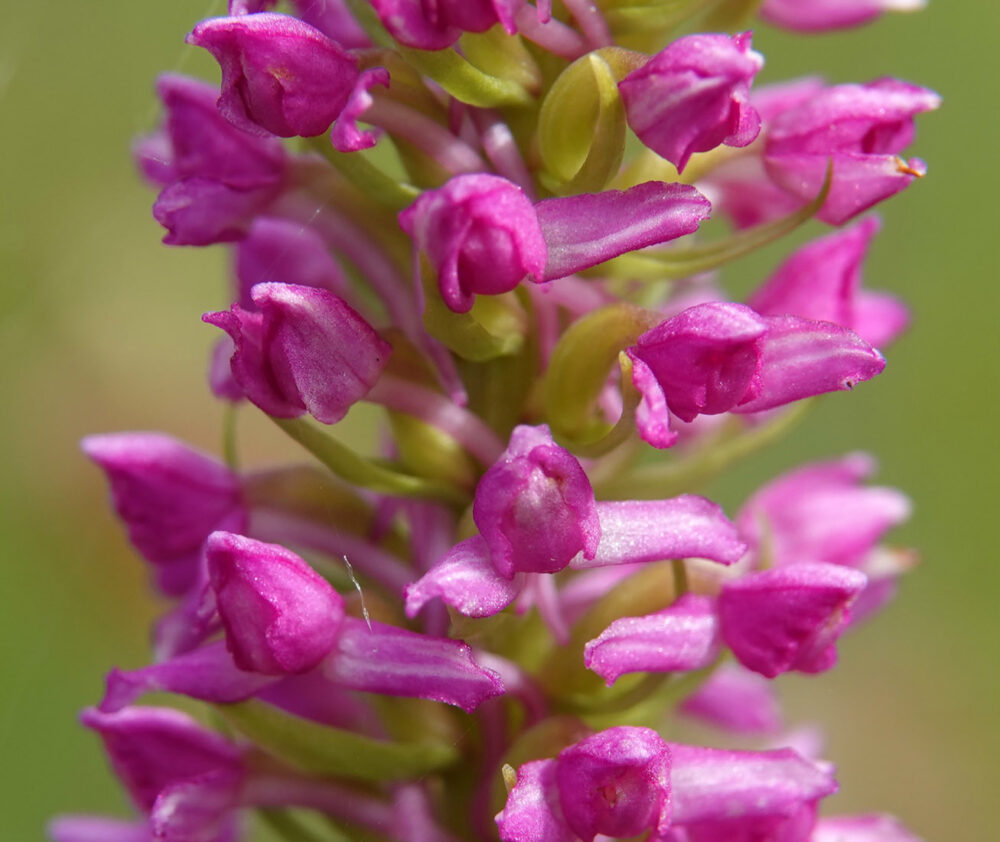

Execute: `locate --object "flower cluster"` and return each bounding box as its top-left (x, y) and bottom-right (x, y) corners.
top-left (55, 1), bottom-right (935, 841)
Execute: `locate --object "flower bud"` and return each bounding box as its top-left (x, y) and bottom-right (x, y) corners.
top-left (620, 32), bottom-right (763, 173)
top-left (473, 425), bottom-right (600, 578)
top-left (400, 174), bottom-right (547, 314)
top-left (204, 282), bottom-right (391, 423)
top-left (206, 532), bottom-right (344, 674)
top-left (187, 13), bottom-right (359, 137)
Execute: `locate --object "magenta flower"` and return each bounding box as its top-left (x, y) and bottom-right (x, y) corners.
top-left (765, 77), bottom-right (941, 223)
top-left (204, 282), bottom-right (391, 423)
top-left (761, 0), bottom-right (925, 32)
top-left (473, 424), bottom-right (600, 577)
top-left (632, 301), bottom-right (888, 421)
top-left (718, 561), bottom-right (868, 677)
top-left (369, 0), bottom-right (521, 50)
top-left (188, 13), bottom-right (359, 137)
top-left (67, 3), bottom-right (939, 838)
top-left (631, 302), bottom-right (767, 422)
top-left (738, 453), bottom-right (911, 569)
top-left (80, 706), bottom-right (244, 814)
top-left (399, 174), bottom-right (547, 313)
top-left (620, 32), bottom-right (763, 173)
top-left (206, 531), bottom-right (345, 674)
top-left (406, 493), bottom-right (743, 620)
top-left (82, 433), bottom-right (245, 596)
top-left (138, 75), bottom-right (286, 245)
top-left (749, 216), bottom-right (909, 347)
top-left (496, 727), bottom-right (672, 842)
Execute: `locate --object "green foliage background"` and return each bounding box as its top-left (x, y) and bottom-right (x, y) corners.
top-left (0, 1), bottom-right (995, 837)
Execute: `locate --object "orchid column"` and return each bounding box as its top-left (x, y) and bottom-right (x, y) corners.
top-left (54, 1), bottom-right (936, 841)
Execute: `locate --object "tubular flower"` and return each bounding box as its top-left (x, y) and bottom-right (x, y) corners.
top-left (62, 2), bottom-right (936, 840)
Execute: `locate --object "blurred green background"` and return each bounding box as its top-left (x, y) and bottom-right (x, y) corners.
top-left (0, 1), bottom-right (996, 838)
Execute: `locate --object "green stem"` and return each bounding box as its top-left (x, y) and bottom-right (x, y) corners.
top-left (597, 400), bottom-right (813, 499)
top-left (672, 558), bottom-right (690, 596)
top-left (222, 403), bottom-right (239, 471)
top-left (270, 416), bottom-right (468, 506)
top-left (307, 138), bottom-right (419, 211)
top-left (398, 46), bottom-right (534, 108)
top-left (258, 809), bottom-right (349, 842)
top-left (217, 700), bottom-right (460, 781)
